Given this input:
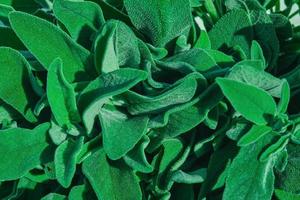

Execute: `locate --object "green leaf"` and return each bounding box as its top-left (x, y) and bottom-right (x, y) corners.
top-left (68, 184), bottom-right (97, 200)
top-left (223, 135), bottom-right (275, 200)
top-left (216, 78), bottom-right (276, 125)
top-left (9, 11), bottom-right (94, 82)
top-left (124, 136), bottom-right (153, 173)
top-left (228, 62), bottom-right (283, 97)
top-left (48, 120), bottom-right (67, 145)
top-left (93, 21), bottom-right (119, 74)
top-left (99, 105), bottom-right (149, 160)
top-left (0, 123), bottom-right (50, 181)
top-left (165, 48), bottom-right (218, 72)
top-left (276, 144), bottom-right (300, 193)
top-left (113, 20), bottom-right (141, 67)
top-left (82, 148), bottom-right (142, 200)
top-left (194, 30), bottom-right (211, 49)
top-left (78, 68), bottom-right (147, 134)
top-left (209, 9), bottom-right (253, 57)
top-left (275, 189), bottom-right (300, 200)
top-left (251, 40), bottom-right (266, 68)
top-left (275, 148), bottom-right (289, 172)
top-left (124, 0), bottom-right (192, 46)
top-left (76, 136), bottom-right (101, 164)
top-left (259, 135), bottom-right (290, 162)
top-left (53, 0), bottom-right (105, 43)
top-left (0, 47), bottom-right (37, 122)
top-left (238, 125), bottom-right (272, 146)
top-left (0, 4), bottom-right (14, 26)
top-left (41, 193), bottom-right (66, 200)
top-left (277, 80), bottom-right (290, 114)
top-left (250, 10), bottom-right (279, 68)
top-left (158, 138), bottom-right (184, 173)
top-left (55, 137), bottom-right (84, 188)
top-left (154, 83), bottom-right (223, 137)
top-left (170, 169), bottom-right (207, 184)
top-left (205, 49), bottom-right (235, 68)
top-left (123, 74), bottom-right (198, 115)
top-left (47, 58), bottom-right (81, 129)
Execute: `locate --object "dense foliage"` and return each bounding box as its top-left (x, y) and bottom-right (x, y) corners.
top-left (1, 0), bottom-right (300, 199)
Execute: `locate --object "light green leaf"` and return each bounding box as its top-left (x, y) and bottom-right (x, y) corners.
top-left (216, 78), bottom-right (276, 125)
top-left (93, 21), bottom-right (119, 73)
top-left (223, 135), bottom-right (275, 200)
top-left (195, 30), bottom-right (211, 49)
top-left (0, 123), bottom-right (50, 181)
top-left (277, 80), bottom-right (290, 114)
top-left (158, 138), bottom-right (184, 173)
top-left (99, 105), bottom-right (149, 160)
top-left (124, 0), bottom-right (192, 46)
top-left (275, 189), bottom-right (300, 200)
top-left (41, 193), bottom-right (66, 200)
top-left (82, 148), bottom-right (142, 200)
top-left (0, 4), bottom-right (14, 26)
top-left (124, 136), bottom-right (153, 173)
top-left (47, 58), bottom-right (81, 129)
top-left (123, 74), bottom-right (198, 115)
top-left (171, 169), bottom-right (207, 184)
top-left (113, 20), bottom-right (141, 67)
top-left (259, 135), bottom-right (290, 162)
top-left (68, 184), bottom-right (97, 200)
top-left (9, 11), bottom-right (94, 82)
top-left (78, 68), bottom-right (147, 134)
top-left (209, 9), bottom-right (253, 57)
top-left (53, 0), bottom-right (105, 42)
top-left (166, 48), bottom-right (218, 72)
top-left (238, 125), bottom-right (272, 146)
top-left (205, 49), bottom-right (235, 68)
top-left (228, 63), bottom-right (283, 97)
top-left (55, 137), bottom-right (84, 188)
top-left (154, 84), bottom-right (223, 137)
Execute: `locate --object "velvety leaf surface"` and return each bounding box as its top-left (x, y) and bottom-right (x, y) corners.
top-left (99, 105), bottom-right (149, 160)
top-left (223, 135), bottom-right (275, 200)
top-left (47, 58), bottom-right (81, 129)
top-left (53, 0), bottom-right (105, 43)
top-left (0, 123), bottom-right (50, 181)
top-left (0, 47), bottom-right (37, 122)
top-left (78, 68), bottom-right (147, 134)
top-left (209, 9), bottom-right (253, 57)
top-left (1, 1), bottom-right (300, 199)
top-left (123, 75), bottom-right (198, 115)
top-left (9, 11), bottom-right (94, 82)
top-left (82, 148), bottom-right (142, 200)
top-left (55, 137), bottom-right (84, 188)
top-left (124, 0), bottom-right (192, 47)
top-left (228, 62), bottom-right (283, 97)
